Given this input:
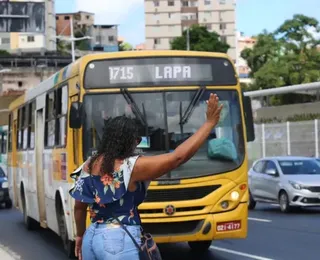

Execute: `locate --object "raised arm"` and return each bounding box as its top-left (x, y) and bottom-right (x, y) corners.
top-left (131, 93), bottom-right (223, 182)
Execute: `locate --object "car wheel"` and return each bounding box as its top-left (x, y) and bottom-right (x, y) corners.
top-left (248, 191), bottom-right (256, 210)
top-left (188, 240), bottom-right (212, 253)
top-left (5, 199), bottom-right (12, 209)
top-left (279, 191), bottom-right (291, 213)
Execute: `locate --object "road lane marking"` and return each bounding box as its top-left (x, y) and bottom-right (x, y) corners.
top-left (248, 217), bottom-right (272, 223)
top-left (0, 244), bottom-right (21, 260)
top-left (210, 246), bottom-right (275, 260)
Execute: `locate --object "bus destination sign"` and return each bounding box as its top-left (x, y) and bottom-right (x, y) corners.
top-left (108, 64), bottom-right (212, 84)
top-left (84, 57), bottom-right (237, 88)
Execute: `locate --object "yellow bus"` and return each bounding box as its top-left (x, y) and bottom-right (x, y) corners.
top-left (7, 50), bottom-right (254, 257)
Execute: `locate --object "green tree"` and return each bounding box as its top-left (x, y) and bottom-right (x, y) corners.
top-left (74, 28), bottom-right (90, 51)
top-left (241, 14), bottom-right (320, 105)
top-left (170, 25), bottom-right (230, 53)
top-left (119, 42), bottom-right (133, 51)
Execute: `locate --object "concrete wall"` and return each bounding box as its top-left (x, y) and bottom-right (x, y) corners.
top-left (0, 33), bottom-right (11, 51)
top-left (255, 101), bottom-right (320, 121)
top-left (0, 67), bottom-right (57, 95)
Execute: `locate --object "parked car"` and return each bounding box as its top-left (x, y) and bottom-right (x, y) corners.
top-left (0, 166), bottom-right (12, 209)
top-left (248, 156), bottom-right (320, 213)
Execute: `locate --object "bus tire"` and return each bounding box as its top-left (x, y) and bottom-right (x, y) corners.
top-left (248, 191), bottom-right (256, 210)
top-left (188, 240), bottom-right (212, 252)
top-left (56, 196), bottom-right (76, 259)
top-left (21, 186), bottom-right (39, 230)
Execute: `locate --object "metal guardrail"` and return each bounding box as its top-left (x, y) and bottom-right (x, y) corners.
top-left (0, 56), bottom-right (74, 68)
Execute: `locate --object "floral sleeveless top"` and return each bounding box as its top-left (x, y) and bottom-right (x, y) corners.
top-left (69, 156), bottom-right (150, 225)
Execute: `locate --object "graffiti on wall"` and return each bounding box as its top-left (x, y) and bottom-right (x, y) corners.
top-left (0, 1), bottom-right (45, 33)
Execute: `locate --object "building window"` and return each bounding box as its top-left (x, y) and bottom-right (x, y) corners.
top-left (27, 36), bottom-right (34, 42)
top-left (86, 15), bottom-right (90, 19)
top-left (108, 36), bottom-right (114, 42)
top-left (96, 35), bottom-right (102, 42)
top-left (1, 38), bottom-right (10, 44)
top-left (190, 1), bottom-right (198, 7)
top-left (64, 16), bottom-right (70, 20)
top-left (154, 1), bottom-right (159, 7)
top-left (18, 81), bottom-right (23, 87)
top-left (168, 0), bottom-right (174, 6)
top-left (204, 0), bottom-right (211, 5)
top-left (56, 16), bottom-right (59, 20)
top-left (220, 36), bottom-right (227, 43)
top-left (206, 24), bottom-right (212, 30)
top-left (220, 23), bottom-right (226, 30)
top-left (219, 0), bottom-right (226, 4)
top-left (154, 38), bottom-right (161, 45)
top-left (182, 1), bottom-right (189, 7)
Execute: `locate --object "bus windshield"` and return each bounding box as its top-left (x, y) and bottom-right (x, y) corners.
top-left (83, 90), bottom-right (245, 179)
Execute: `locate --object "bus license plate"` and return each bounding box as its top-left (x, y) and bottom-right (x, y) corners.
top-left (216, 220), bottom-right (241, 232)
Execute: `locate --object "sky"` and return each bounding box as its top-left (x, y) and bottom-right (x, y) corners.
top-left (55, 0), bottom-right (320, 46)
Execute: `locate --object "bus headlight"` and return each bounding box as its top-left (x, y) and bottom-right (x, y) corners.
top-left (231, 191), bottom-right (240, 201)
top-left (2, 181), bottom-right (8, 189)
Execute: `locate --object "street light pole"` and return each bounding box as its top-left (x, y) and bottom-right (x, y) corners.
top-left (186, 27), bottom-right (190, 51)
top-left (70, 16), bottom-right (75, 62)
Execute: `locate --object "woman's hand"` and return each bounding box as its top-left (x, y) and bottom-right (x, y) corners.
top-left (75, 236), bottom-right (83, 260)
top-left (206, 93), bottom-right (223, 126)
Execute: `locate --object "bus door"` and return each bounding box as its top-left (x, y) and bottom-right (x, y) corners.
top-left (35, 108), bottom-right (47, 227)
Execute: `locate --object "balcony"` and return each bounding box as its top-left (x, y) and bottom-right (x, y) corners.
top-left (181, 7), bottom-right (198, 13)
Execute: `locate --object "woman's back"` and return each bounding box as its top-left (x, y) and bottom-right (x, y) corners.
top-left (70, 155), bottom-right (148, 226)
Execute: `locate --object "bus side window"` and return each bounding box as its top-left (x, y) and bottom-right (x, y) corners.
top-left (27, 102), bottom-right (36, 149)
top-left (55, 86), bottom-right (68, 147)
top-left (45, 91), bottom-right (56, 147)
top-left (8, 114), bottom-right (12, 152)
top-left (22, 105), bottom-right (28, 150)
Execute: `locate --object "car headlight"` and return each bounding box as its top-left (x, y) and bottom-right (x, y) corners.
top-left (2, 181), bottom-right (8, 189)
top-left (289, 181), bottom-right (305, 190)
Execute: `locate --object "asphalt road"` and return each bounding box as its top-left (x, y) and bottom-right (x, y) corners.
top-left (0, 204), bottom-right (319, 260)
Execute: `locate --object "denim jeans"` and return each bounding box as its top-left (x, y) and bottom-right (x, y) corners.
top-left (82, 222), bottom-right (141, 260)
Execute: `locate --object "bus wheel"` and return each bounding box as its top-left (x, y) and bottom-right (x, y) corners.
top-left (188, 240), bottom-right (212, 252)
top-left (57, 201), bottom-right (76, 258)
top-left (248, 191), bottom-right (256, 210)
top-left (21, 188), bottom-right (39, 230)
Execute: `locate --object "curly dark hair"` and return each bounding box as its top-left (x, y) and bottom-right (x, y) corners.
top-left (88, 115), bottom-right (139, 176)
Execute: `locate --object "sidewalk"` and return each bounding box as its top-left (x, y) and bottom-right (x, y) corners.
top-left (0, 245), bottom-right (20, 260)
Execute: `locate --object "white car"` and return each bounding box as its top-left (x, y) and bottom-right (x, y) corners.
top-left (248, 156), bottom-right (320, 213)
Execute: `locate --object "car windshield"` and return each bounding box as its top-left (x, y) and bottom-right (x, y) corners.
top-left (0, 167), bottom-right (5, 177)
top-left (278, 160), bottom-right (320, 175)
top-left (82, 90), bottom-right (245, 180)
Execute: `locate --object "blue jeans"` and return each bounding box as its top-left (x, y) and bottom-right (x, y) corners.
top-left (82, 222), bottom-right (141, 260)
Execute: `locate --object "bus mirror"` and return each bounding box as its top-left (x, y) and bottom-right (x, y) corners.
top-left (69, 102), bottom-right (83, 129)
top-left (243, 96), bottom-right (255, 142)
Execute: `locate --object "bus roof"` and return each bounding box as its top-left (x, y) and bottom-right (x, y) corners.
top-left (9, 50), bottom-right (232, 110)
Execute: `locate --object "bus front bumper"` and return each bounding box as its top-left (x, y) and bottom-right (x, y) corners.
top-left (141, 202), bottom-right (248, 243)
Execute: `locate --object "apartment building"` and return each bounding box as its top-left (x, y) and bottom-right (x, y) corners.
top-left (144, 0), bottom-right (237, 61)
top-left (236, 31), bottom-right (256, 82)
top-left (0, 0), bottom-right (56, 53)
top-left (56, 11), bottom-right (95, 36)
top-left (88, 25), bottom-right (119, 52)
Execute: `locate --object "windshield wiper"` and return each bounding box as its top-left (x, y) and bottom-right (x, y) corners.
top-left (179, 86), bottom-right (206, 126)
top-left (121, 89), bottom-right (148, 128)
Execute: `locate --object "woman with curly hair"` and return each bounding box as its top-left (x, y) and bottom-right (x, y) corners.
top-left (69, 93), bottom-right (223, 260)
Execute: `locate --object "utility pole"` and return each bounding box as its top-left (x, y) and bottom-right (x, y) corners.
top-left (52, 16), bottom-right (92, 62)
top-left (70, 16), bottom-right (75, 62)
top-left (186, 27), bottom-right (190, 51)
